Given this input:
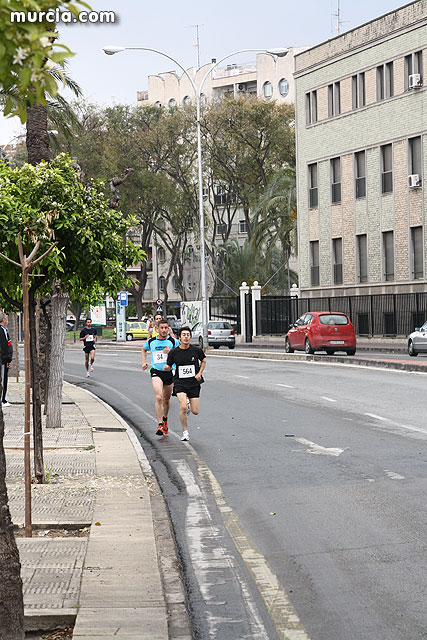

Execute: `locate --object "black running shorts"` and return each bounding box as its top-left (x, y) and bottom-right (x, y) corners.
top-left (150, 368), bottom-right (173, 385)
top-left (173, 384), bottom-right (201, 398)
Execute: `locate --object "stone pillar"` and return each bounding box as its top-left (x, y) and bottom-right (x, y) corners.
top-left (251, 281), bottom-right (262, 337)
top-left (239, 282), bottom-right (249, 341)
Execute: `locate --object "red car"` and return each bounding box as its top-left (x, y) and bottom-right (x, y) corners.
top-left (285, 312), bottom-right (356, 355)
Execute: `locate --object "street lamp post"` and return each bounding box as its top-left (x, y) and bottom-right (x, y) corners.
top-left (103, 45), bottom-right (288, 345)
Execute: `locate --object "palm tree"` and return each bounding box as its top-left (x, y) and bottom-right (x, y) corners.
top-left (1, 66), bottom-right (82, 164)
top-left (251, 167), bottom-right (297, 292)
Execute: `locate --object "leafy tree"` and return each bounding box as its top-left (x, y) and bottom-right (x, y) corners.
top-left (0, 0), bottom-right (89, 121)
top-left (251, 167), bottom-right (297, 292)
top-left (203, 98), bottom-right (295, 243)
top-left (0, 154), bottom-right (144, 430)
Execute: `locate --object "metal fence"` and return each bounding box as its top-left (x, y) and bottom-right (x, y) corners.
top-left (209, 296), bottom-right (241, 334)
top-left (256, 292), bottom-right (427, 337)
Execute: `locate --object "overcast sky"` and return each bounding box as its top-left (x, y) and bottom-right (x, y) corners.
top-left (0, 0), bottom-right (406, 143)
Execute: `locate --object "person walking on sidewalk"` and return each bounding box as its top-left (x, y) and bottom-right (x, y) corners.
top-left (79, 318), bottom-right (97, 377)
top-left (142, 318), bottom-right (179, 436)
top-left (164, 325), bottom-right (206, 442)
top-left (0, 312), bottom-right (13, 407)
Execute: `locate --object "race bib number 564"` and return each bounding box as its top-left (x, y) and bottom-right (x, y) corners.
top-left (178, 365), bottom-right (196, 378)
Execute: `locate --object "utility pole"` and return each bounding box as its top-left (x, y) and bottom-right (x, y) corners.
top-left (187, 24), bottom-right (202, 69)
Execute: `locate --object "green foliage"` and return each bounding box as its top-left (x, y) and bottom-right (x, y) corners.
top-left (0, 0), bottom-right (90, 120)
top-left (0, 153), bottom-right (144, 308)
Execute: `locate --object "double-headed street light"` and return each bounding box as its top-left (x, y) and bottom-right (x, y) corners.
top-left (103, 44), bottom-right (288, 345)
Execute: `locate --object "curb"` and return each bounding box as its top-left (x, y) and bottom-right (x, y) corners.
top-left (208, 349), bottom-right (427, 373)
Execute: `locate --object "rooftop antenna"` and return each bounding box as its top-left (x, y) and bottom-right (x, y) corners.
top-left (186, 24), bottom-right (203, 69)
top-left (331, 0), bottom-right (345, 35)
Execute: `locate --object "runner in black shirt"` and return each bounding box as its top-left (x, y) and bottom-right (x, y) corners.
top-left (79, 318), bottom-right (97, 377)
top-left (165, 325), bottom-right (206, 441)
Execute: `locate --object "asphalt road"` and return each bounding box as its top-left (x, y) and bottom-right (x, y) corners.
top-left (65, 349), bottom-right (427, 640)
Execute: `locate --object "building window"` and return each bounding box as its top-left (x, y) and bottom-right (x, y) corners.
top-left (352, 72), bottom-right (366, 109)
top-left (187, 275), bottom-right (195, 292)
top-left (381, 144), bottom-right (393, 194)
top-left (159, 276), bottom-right (166, 292)
top-left (331, 157), bottom-right (341, 204)
top-left (328, 82), bottom-right (341, 117)
top-left (355, 150), bottom-right (366, 198)
top-left (172, 276), bottom-right (180, 292)
top-left (383, 231), bottom-right (394, 281)
top-left (158, 247), bottom-right (166, 263)
top-left (182, 95), bottom-right (191, 106)
top-left (214, 184), bottom-right (227, 206)
top-left (408, 136), bottom-right (422, 178)
top-left (356, 234), bottom-right (368, 283)
top-left (306, 90), bottom-right (317, 125)
top-left (238, 220), bottom-right (248, 234)
top-left (263, 81), bottom-right (273, 99)
top-left (168, 98), bottom-right (177, 108)
top-left (310, 241), bottom-right (319, 286)
top-left (278, 78), bottom-right (289, 97)
top-left (405, 51), bottom-right (423, 89)
top-left (200, 93), bottom-right (207, 105)
top-left (411, 226), bottom-right (423, 279)
top-left (215, 221), bottom-right (227, 235)
top-left (308, 163), bottom-right (318, 208)
top-left (155, 101), bottom-right (162, 108)
top-left (377, 62), bottom-right (393, 100)
top-left (332, 238), bottom-right (343, 284)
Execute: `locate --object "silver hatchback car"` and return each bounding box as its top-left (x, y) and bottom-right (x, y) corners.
top-left (190, 321), bottom-right (236, 349)
top-left (408, 321), bottom-right (427, 356)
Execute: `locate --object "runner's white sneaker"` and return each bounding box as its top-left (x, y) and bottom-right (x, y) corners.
top-left (181, 430), bottom-right (190, 441)
top-left (90, 365), bottom-right (94, 372)
top-left (86, 372), bottom-right (90, 378)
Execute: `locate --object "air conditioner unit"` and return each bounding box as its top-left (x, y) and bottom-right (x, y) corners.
top-left (408, 174), bottom-right (422, 188)
top-left (409, 73), bottom-right (422, 89)
top-left (237, 83), bottom-right (246, 91)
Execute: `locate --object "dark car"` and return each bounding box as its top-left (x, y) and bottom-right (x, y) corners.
top-left (285, 312), bottom-right (356, 355)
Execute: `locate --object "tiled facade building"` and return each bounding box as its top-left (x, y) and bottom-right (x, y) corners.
top-left (295, 0), bottom-right (427, 298)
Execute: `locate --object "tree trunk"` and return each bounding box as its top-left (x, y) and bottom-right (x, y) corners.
top-left (39, 299), bottom-right (52, 407)
top-left (29, 289), bottom-right (44, 483)
top-left (46, 288), bottom-right (69, 429)
top-left (26, 105), bottom-right (50, 165)
top-left (0, 407), bottom-right (25, 638)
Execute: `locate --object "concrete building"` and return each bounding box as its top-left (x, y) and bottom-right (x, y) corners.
top-left (295, 0), bottom-right (427, 299)
top-left (137, 49), bottom-right (305, 108)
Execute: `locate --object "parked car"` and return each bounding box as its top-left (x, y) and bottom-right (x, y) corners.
top-left (113, 321), bottom-right (148, 341)
top-left (285, 312), bottom-right (356, 355)
top-left (190, 321), bottom-right (236, 349)
top-left (168, 318), bottom-right (182, 338)
top-left (65, 320), bottom-right (75, 332)
top-left (407, 321), bottom-right (427, 356)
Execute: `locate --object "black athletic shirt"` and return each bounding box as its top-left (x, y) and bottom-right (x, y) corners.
top-left (79, 327), bottom-right (97, 348)
top-left (167, 345), bottom-right (206, 387)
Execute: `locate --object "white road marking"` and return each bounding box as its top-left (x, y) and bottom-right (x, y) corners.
top-left (235, 375), bottom-right (250, 379)
top-left (276, 383), bottom-right (295, 388)
top-left (365, 413), bottom-right (427, 437)
top-left (384, 470), bottom-right (405, 480)
top-left (197, 459), bottom-right (312, 640)
top-left (176, 460), bottom-right (270, 639)
top-left (293, 437), bottom-right (347, 457)
top-left (321, 396), bottom-right (336, 402)
top-left (365, 413), bottom-right (388, 421)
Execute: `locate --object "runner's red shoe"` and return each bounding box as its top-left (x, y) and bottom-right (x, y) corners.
top-left (162, 418), bottom-right (168, 434)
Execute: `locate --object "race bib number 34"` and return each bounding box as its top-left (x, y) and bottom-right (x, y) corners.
top-left (178, 365), bottom-right (196, 378)
top-left (152, 351), bottom-right (168, 364)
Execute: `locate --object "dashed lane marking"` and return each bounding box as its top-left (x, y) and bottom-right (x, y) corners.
top-left (277, 383), bottom-right (295, 389)
top-left (321, 396), bottom-right (336, 402)
top-left (384, 470), bottom-right (405, 480)
top-left (234, 375), bottom-right (250, 379)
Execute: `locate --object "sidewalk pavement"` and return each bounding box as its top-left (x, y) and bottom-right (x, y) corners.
top-left (4, 378), bottom-right (190, 639)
